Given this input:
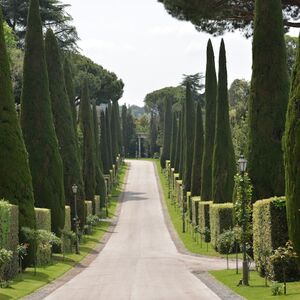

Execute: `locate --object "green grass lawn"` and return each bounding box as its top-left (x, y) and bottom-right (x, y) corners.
top-left (154, 159), bottom-right (235, 258)
top-left (0, 163), bottom-right (128, 300)
top-left (210, 269), bottom-right (300, 300)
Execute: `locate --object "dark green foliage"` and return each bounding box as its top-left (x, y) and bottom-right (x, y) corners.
top-left (110, 100), bottom-right (118, 163)
top-left (174, 112), bottom-right (182, 173)
top-left (210, 203), bottom-right (234, 250)
top-left (212, 39), bottom-right (236, 203)
top-left (183, 82), bottom-right (195, 192)
top-left (170, 112), bottom-right (178, 168)
top-left (20, 0), bottom-right (65, 235)
top-left (100, 110), bottom-right (110, 174)
top-left (121, 105), bottom-right (127, 156)
top-left (199, 201), bottom-right (212, 243)
top-left (179, 103), bottom-right (185, 179)
top-left (248, 0), bottom-right (289, 201)
top-left (253, 197), bottom-right (299, 281)
top-left (160, 96), bottom-right (172, 169)
top-left (45, 29), bottom-right (85, 227)
top-left (80, 79), bottom-right (96, 202)
top-left (92, 101), bottom-right (106, 209)
top-left (191, 102), bottom-right (204, 196)
top-left (284, 34), bottom-right (300, 263)
top-left (0, 6), bottom-right (36, 262)
top-left (201, 40), bottom-right (217, 201)
top-left (106, 105), bottom-right (113, 169)
top-left (64, 58), bottom-right (77, 132)
top-left (149, 111), bottom-right (159, 156)
top-left (115, 101), bottom-right (122, 155)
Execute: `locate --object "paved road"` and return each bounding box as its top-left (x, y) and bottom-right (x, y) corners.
top-left (45, 160), bottom-right (226, 300)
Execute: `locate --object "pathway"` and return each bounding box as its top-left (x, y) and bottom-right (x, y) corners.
top-left (44, 160), bottom-right (228, 300)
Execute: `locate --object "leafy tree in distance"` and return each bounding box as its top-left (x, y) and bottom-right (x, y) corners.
top-left (284, 34), bottom-right (300, 263)
top-left (170, 111), bottom-right (178, 168)
top-left (201, 39), bottom-right (217, 201)
top-left (80, 79), bottom-right (96, 203)
top-left (212, 39), bottom-right (236, 203)
top-left (21, 0), bottom-right (65, 235)
top-left (248, 0), bottom-right (289, 201)
top-left (0, 7), bottom-right (36, 267)
top-left (45, 28), bottom-right (85, 225)
top-left (191, 102), bottom-right (204, 196)
top-left (160, 96), bottom-right (172, 168)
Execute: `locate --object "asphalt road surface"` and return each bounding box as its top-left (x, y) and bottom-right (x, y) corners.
top-left (45, 160), bottom-right (227, 300)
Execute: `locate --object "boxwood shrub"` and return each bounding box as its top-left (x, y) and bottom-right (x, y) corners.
top-left (253, 197), bottom-right (299, 281)
top-left (85, 201), bottom-right (93, 219)
top-left (210, 203), bottom-right (234, 250)
top-left (35, 208), bottom-right (51, 231)
top-left (191, 197), bottom-right (200, 227)
top-left (199, 201), bottom-right (212, 242)
top-left (0, 200), bottom-right (18, 280)
top-left (94, 195), bottom-right (101, 215)
top-left (186, 192), bottom-right (192, 222)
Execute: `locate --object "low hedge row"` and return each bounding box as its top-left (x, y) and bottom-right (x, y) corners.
top-left (191, 197), bottom-right (200, 228)
top-left (94, 195), bottom-right (101, 216)
top-left (199, 201), bottom-right (212, 242)
top-left (85, 201), bottom-right (93, 218)
top-left (35, 208), bottom-right (51, 231)
top-left (210, 203), bottom-right (234, 250)
top-left (253, 197), bottom-right (299, 281)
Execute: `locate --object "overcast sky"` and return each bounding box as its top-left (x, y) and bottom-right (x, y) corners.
top-left (63, 0), bottom-right (298, 106)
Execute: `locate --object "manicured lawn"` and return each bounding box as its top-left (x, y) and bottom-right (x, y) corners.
top-left (210, 269), bottom-right (300, 300)
top-left (154, 159), bottom-right (238, 259)
top-left (0, 163), bottom-right (128, 300)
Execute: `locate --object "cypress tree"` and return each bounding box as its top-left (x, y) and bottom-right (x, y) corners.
top-left (170, 111), bottom-right (178, 168)
top-left (284, 35), bottom-right (300, 261)
top-left (21, 0), bottom-right (65, 235)
top-left (100, 110), bottom-right (110, 174)
top-left (115, 100), bottom-right (122, 156)
top-left (64, 58), bottom-right (77, 132)
top-left (110, 101), bottom-right (117, 163)
top-left (191, 102), bottom-right (204, 196)
top-left (92, 101), bottom-right (106, 208)
top-left (0, 8), bottom-right (36, 266)
top-left (45, 29), bottom-right (85, 226)
top-left (174, 112), bottom-right (182, 173)
top-left (106, 105), bottom-right (113, 169)
top-left (183, 82), bottom-right (195, 192)
top-left (201, 40), bottom-right (217, 201)
top-left (212, 39), bottom-right (236, 203)
top-left (248, 0), bottom-right (289, 200)
top-left (121, 104), bottom-right (128, 156)
top-left (160, 96), bottom-right (172, 169)
top-left (179, 104), bottom-right (185, 179)
top-left (80, 80), bottom-right (96, 202)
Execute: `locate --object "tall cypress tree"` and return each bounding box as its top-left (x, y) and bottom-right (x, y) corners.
top-left (64, 58), bottom-right (77, 132)
top-left (248, 0), bottom-right (289, 201)
top-left (170, 111), bottom-right (178, 168)
top-left (92, 101), bottom-right (106, 208)
top-left (121, 104), bottom-right (128, 156)
top-left (191, 102), bottom-right (204, 196)
top-left (80, 80), bottom-right (96, 202)
top-left (212, 39), bottom-right (236, 203)
top-left (284, 35), bottom-right (300, 261)
top-left (174, 112), bottom-right (182, 173)
top-left (45, 29), bottom-right (85, 225)
top-left (115, 100), bottom-right (122, 156)
top-left (110, 100), bottom-right (118, 163)
top-left (201, 40), bottom-right (217, 201)
top-left (21, 0), bottom-right (65, 235)
top-left (0, 8), bottom-right (36, 266)
top-left (179, 103), bottom-right (185, 179)
top-left (160, 96), bottom-right (172, 168)
top-left (183, 82), bottom-right (195, 192)
top-left (106, 105), bottom-right (113, 169)
top-left (100, 110), bottom-right (110, 174)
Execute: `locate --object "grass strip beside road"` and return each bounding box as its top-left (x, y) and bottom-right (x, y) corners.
top-left (0, 163), bottom-right (128, 300)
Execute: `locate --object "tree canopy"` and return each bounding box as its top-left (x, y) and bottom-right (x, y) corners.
top-left (158, 0), bottom-right (300, 37)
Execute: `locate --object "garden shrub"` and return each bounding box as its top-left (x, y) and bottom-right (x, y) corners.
top-left (199, 201), bottom-right (212, 242)
top-left (85, 201), bottom-right (93, 219)
top-left (35, 208), bottom-right (51, 231)
top-left (0, 200), bottom-right (18, 280)
top-left (64, 206), bottom-right (71, 232)
top-left (210, 203), bottom-right (234, 250)
top-left (253, 197), bottom-right (299, 281)
top-left (191, 197), bottom-right (200, 227)
top-left (94, 195), bottom-right (101, 215)
top-left (186, 192), bottom-right (192, 222)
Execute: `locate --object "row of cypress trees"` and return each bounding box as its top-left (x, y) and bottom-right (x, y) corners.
top-left (0, 0), bottom-right (122, 267)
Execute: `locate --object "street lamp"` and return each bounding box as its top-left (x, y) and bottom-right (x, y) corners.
top-left (238, 155), bottom-right (249, 286)
top-left (72, 184), bottom-right (80, 254)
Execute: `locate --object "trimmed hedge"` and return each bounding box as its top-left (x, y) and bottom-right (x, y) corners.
top-left (187, 192), bottom-right (192, 222)
top-left (191, 197), bottom-right (200, 227)
top-left (85, 201), bottom-right (93, 218)
top-left (253, 197), bottom-right (298, 281)
top-left (0, 201), bottom-right (18, 280)
top-left (64, 206), bottom-right (71, 231)
top-left (94, 195), bottom-right (101, 215)
top-left (210, 203), bottom-right (234, 250)
top-left (35, 208), bottom-right (51, 231)
top-left (199, 201), bottom-right (212, 242)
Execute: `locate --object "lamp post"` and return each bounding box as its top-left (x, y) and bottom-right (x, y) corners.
top-left (72, 184), bottom-right (80, 254)
top-left (238, 155), bottom-right (249, 286)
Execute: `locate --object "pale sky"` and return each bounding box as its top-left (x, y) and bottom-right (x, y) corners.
top-left (63, 0), bottom-right (298, 106)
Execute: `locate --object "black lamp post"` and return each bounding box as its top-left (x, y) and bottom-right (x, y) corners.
top-left (72, 184), bottom-right (80, 254)
top-left (238, 155), bottom-right (249, 286)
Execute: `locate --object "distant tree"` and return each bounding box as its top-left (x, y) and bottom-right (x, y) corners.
top-left (248, 0), bottom-right (289, 201)
top-left (21, 0), bottom-right (65, 235)
top-left (174, 112), bottom-right (182, 173)
top-left (0, 8), bottom-right (36, 267)
top-left (149, 110), bottom-right (159, 156)
top-left (170, 112), bottom-right (178, 168)
top-left (285, 35), bottom-right (298, 76)
top-left (121, 104), bottom-right (128, 156)
top-left (201, 40), bottom-right (217, 201)
top-left (106, 105), bottom-right (113, 169)
top-left (212, 40), bottom-right (236, 203)
top-left (100, 110), bottom-right (110, 174)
